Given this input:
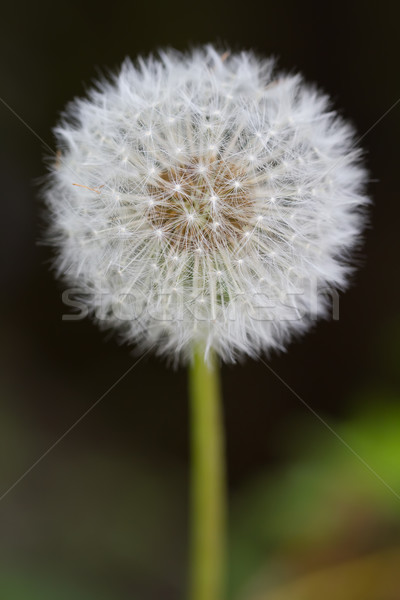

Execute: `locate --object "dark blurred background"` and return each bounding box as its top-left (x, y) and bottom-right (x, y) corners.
top-left (1, 1), bottom-right (400, 598)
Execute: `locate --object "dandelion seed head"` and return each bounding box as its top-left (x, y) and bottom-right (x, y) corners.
top-left (44, 46), bottom-right (369, 363)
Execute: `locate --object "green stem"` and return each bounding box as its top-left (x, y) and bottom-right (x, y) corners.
top-left (188, 346), bottom-right (226, 600)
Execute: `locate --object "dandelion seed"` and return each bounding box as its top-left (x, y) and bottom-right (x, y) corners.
top-left (44, 46), bottom-right (369, 363)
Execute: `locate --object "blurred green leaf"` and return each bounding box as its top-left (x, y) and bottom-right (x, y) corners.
top-left (246, 549), bottom-right (400, 600)
top-left (0, 569), bottom-right (111, 600)
top-left (229, 397), bottom-right (400, 599)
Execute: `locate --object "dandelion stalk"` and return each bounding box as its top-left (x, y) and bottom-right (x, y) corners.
top-left (189, 347), bottom-right (226, 600)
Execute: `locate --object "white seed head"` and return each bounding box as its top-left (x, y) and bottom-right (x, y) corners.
top-left (45, 46), bottom-right (369, 364)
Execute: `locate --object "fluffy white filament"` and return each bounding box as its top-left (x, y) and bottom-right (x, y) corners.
top-left (45, 46), bottom-right (368, 363)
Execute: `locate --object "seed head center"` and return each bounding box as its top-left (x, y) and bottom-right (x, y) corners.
top-left (147, 158), bottom-right (254, 252)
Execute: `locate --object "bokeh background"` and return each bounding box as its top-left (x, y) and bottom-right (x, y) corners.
top-left (1, 1), bottom-right (400, 598)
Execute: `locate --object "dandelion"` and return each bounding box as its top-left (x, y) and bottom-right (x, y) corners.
top-left (45, 46), bottom-right (368, 365)
top-left (44, 46), bottom-right (369, 600)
